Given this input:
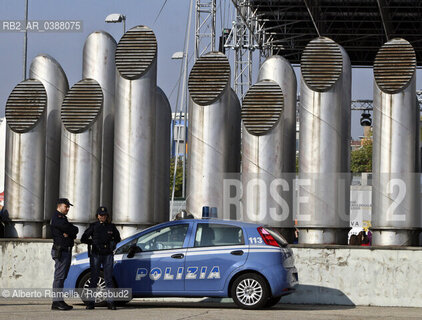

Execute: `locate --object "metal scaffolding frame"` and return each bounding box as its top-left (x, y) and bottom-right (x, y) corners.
top-left (350, 91), bottom-right (422, 111)
top-left (223, 0), bottom-right (284, 97)
top-left (194, 1), bottom-right (422, 100)
top-left (195, 0), bottom-right (216, 59)
top-left (224, 1), bottom-right (254, 97)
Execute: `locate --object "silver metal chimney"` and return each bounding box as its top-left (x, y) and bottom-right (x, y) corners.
top-left (241, 55), bottom-right (297, 231)
top-left (298, 37), bottom-right (351, 244)
top-left (59, 79), bottom-right (103, 235)
top-left (113, 25), bottom-right (157, 238)
top-left (227, 88), bottom-right (242, 173)
top-left (372, 38), bottom-right (420, 246)
top-left (186, 51), bottom-right (241, 218)
top-left (82, 31), bottom-right (116, 212)
top-left (29, 55), bottom-right (69, 238)
top-left (154, 87), bottom-right (171, 223)
top-left (4, 80), bottom-right (47, 237)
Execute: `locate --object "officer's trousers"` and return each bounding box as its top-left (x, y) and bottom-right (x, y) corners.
top-left (89, 253), bottom-right (114, 302)
top-left (51, 249), bottom-right (72, 302)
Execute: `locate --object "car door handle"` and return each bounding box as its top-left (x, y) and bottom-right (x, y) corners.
top-left (230, 250), bottom-right (244, 256)
top-left (171, 253), bottom-right (185, 259)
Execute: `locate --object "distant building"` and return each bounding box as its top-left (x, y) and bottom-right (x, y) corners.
top-left (350, 140), bottom-right (362, 151)
top-left (171, 112), bottom-right (188, 157)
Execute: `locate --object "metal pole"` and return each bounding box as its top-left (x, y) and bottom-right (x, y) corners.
top-left (171, 0), bottom-right (194, 214)
top-left (211, 0), bottom-right (216, 52)
top-left (182, 79), bottom-right (187, 198)
top-left (179, 33), bottom-right (192, 200)
top-left (194, 0), bottom-right (199, 60)
top-left (23, 0), bottom-right (28, 80)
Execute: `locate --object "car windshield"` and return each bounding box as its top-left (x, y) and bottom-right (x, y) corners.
top-left (114, 224), bottom-right (189, 254)
top-left (135, 224), bottom-right (189, 251)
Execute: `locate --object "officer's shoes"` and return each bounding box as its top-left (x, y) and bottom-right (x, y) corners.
top-left (86, 303), bottom-right (95, 310)
top-left (107, 302), bottom-right (116, 310)
top-left (51, 301), bottom-right (73, 310)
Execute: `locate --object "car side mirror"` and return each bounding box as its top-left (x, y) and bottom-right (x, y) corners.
top-left (127, 245), bottom-right (142, 258)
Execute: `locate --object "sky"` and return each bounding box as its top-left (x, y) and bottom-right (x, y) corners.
top-left (0, 0), bottom-right (421, 139)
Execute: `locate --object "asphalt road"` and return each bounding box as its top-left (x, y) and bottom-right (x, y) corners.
top-left (0, 298), bottom-right (421, 320)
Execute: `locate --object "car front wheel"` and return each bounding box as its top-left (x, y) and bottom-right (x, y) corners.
top-left (231, 273), bottom-right (270, 310)
top-left (77, 271), bottom-right (108, 307)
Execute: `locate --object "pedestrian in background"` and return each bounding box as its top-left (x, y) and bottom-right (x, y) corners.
top-left (50, 198), bottom-right (79, 311)
top-left (360, 231), bottom-right (370, 246)
top-left (0, 201), bottom-right (8, 238)
top-left (293, 219), bottom-right (299, 244)
top-left (81, 206), bottom-right (121, 310)
top-left (349, 234), bottom-right (359, 245)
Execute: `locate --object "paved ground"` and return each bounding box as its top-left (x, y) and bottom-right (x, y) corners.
top-left (0, 298), bottom-right (421, 320)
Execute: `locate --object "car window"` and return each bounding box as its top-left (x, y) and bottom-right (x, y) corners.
top-left (194, 223), bottom-right (244, 247)
top-left (135, 224), bottom-right (189, 252)
top-left (115, 238), bottom-right (137, 254)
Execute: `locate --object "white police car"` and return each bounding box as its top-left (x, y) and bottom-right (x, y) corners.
top-left (65, 218), bottom-right (298, 309)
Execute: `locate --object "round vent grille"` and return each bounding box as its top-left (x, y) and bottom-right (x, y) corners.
top-left (5, 80), bottom-right (46, 133)
top-left (115, 25), bottom-right (157, 80)
top-left (242, 80), bottom-right (284, 136)
top-left (61, 79), bottom-right (103, 133)
top-left (301, 37), bottom-right (343, 92)
top-left (374, 38), bottom-right (416, 94)
top-left (188, 52), bottom-right (230, 106)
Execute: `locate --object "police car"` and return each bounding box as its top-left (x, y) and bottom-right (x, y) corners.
top-left (65, 218), bottom-right (298, 309)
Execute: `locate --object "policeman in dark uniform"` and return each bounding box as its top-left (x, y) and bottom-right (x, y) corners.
top-left (81, 206), bottom-right (121, 310)
top-left (50, 198), bottom-right (79, 311)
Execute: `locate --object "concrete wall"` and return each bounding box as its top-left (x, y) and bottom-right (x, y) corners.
top-left (0, 240), bottom-right (421, 307)
top-left (284, 245), bottom-right (422, 307)
top-left (0, 239), bottom-right (85, 288)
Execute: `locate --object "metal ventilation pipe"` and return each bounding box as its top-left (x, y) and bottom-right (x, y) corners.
top-left (298, 37), bottom-right (351, 244)
top-left (154, 87), bottom-right (171, 223)
top-left (186, 51), bottom-right (241, 218)
top-left (4, 80), bottom-right (47, 237)
top-left (82, 31), bottom-right (116, 212)
top-left (241, 55), bottom-right (297, 232)
top-left (29, 55), bottom-right (69, 238)
top-left (113, 25), bottom-right (157, 238)
top-left (228, 88), bottom-right (242, 173)
top-left (59, 79), bottom-right (103, 235)
top-left (372, 38), bottom-right (420, 246)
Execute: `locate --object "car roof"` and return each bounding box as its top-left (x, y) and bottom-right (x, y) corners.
top-left (117, 218), bottom-right (262, 245)
top-left (163, 218), bottom-right (261, 228)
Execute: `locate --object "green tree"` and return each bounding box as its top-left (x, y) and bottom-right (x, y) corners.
top-left (169, 157), bottom-right (185, 198)
top-left (351, 139), bottom-right (372, 173)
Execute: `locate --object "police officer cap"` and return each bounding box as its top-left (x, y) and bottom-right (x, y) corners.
top-left (57, 198), bottom-right (73, 206)
top-left (96, 206), bottom-right (109, 215)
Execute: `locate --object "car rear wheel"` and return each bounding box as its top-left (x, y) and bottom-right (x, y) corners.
top-left (264, 295), bottom-right (281, 308)
top-left (231, 273), bottom-right (270, 310)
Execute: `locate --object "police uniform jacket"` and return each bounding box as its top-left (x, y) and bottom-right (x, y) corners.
top-left (50, 210), bottom-right (79, 248)
top-left (81, 221), bottom-right (121, 255)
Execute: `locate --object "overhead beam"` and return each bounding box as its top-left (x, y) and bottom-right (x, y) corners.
top-left (303, 0), bottom-right (321, 36)
top-left (376, 0), bottom-right (393, 40)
